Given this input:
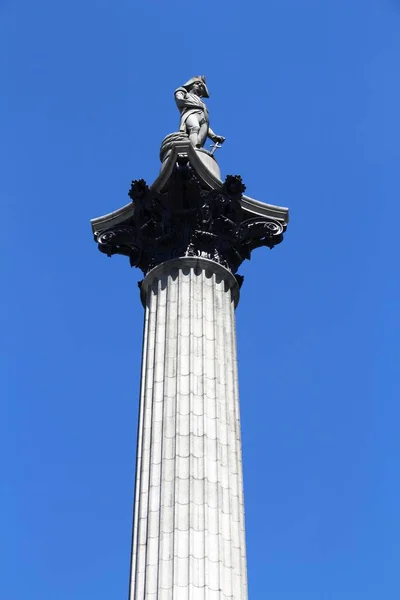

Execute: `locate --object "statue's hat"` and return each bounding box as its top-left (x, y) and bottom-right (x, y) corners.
top-left (182, 75), bottom-right (210, 98)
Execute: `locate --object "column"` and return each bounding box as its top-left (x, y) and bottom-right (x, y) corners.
top-left (129, 257), bottom-right (248, 600)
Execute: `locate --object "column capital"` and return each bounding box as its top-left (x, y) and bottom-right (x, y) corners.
top-left (91, 139), bottom-right (288, 281)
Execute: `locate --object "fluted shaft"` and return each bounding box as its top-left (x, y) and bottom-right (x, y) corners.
top-left (129, 257), bottom-right (248, 600)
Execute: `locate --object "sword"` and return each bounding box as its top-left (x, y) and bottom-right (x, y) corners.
top-left (209, 141), bottom-right (222, 156)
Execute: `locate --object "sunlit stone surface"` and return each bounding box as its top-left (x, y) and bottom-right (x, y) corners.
top-left (129, 258), bottom-right (248, 600)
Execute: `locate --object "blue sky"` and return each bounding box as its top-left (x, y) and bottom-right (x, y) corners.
top-left (2, 1), bottom-right (400, 598)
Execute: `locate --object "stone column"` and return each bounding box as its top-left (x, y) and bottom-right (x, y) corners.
top-left (129, 257), bottom-right (248, 600)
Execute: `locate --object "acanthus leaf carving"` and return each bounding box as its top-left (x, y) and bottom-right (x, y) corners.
top-left (95, 165), bottom-right (285, 275)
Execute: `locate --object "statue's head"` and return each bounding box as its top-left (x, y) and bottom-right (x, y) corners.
top-left (182, 75), bottom-right (210, 98)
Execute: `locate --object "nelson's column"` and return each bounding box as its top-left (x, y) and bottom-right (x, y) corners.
top-left (91, 76), bottom-right (289, 599)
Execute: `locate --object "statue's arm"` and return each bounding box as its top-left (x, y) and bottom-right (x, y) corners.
top-left (208, 126), bottom-right (226, 145)
top-left (175, 87), bottom-right (194, 111)
top-left (208, 126), bottom-right (217, 140)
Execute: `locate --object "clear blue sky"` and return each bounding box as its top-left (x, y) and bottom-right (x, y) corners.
top-left (2, 1), bottom-right (399, 598)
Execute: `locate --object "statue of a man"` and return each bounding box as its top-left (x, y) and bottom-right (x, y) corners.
top-left (175, 76), bottom-right (226, 150)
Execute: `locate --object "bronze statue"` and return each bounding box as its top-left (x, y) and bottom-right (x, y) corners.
top-left (175, 76), bottom-right (226, 150)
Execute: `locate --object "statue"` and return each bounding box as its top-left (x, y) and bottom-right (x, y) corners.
top-left (175, 76), bottom-right (226, 150)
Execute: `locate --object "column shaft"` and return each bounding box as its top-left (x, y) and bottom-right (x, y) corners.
top-left (129, 258), bottom-right (248, 600)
